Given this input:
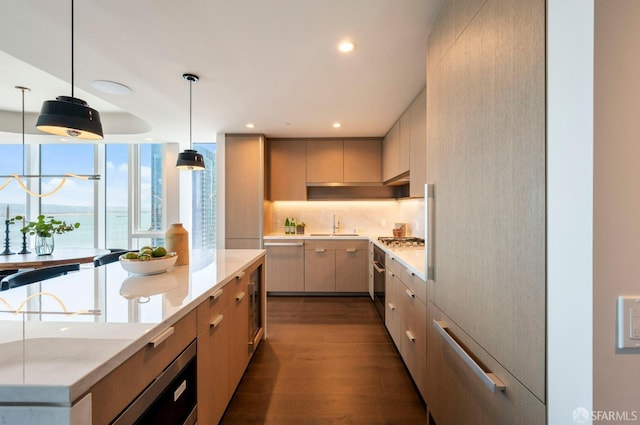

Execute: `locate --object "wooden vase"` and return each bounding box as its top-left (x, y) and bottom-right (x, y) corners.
top-left (165, 223), bottom-right (189, 265)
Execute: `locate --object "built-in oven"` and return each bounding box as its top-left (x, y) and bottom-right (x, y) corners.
top-left (372, 244), bottom-right (386, 320)
top-left (111, 341), bottom-right (197, 425)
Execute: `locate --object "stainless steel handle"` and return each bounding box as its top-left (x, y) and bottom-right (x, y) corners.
top-left (148, 326), bottom-right (175, 348)
top-left (405, 288), bottom-right (415, 299)
top-left (210, 288), bottom-right (224, 300)
top-left (373, 262), bottom-right (385, 273)
top-left (236, 292), bottom-right (246, 302)
top-left (405, 330), bottom-right (416, 342)
top-left (236, 271), bottom-right (246, 280)
top-left (426, 183), bottom-right (435, 280)
top-left (388, 302), bottom-right (396, 311)
top-left (433, 320), bottom-right (506, 393)
top-left (264, 242), bottom-right (304, 247)
top-left (315, 249), bottom-right (326, 253)
top-left (210, 314), bottom-right (224, 328)
top-left (345, 248), bottom-right (357, 253)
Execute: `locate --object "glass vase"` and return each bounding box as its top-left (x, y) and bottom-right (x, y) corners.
top-left (35, 234), bottom-right (54, 256)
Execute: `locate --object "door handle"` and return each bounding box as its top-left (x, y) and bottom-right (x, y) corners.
top-left (148, 326), bottom-right (174, 348)
top-left (236, 292), bottom-right (246, 302)
top-left (210, 288), bottom-right (224, 300)
top-left (210, 314), bottom-right (224, 328)
top-left (433, 320), bottom-right (506, 393)
top-left (426, 183), bottom-right (435, 281)
top-left (405, 330), bottom-right (416, 342)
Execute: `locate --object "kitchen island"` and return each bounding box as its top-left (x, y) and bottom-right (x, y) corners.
top-left (0, 249), bottom-right (266, 425)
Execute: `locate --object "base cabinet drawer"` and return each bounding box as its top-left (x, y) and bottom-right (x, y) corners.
top-left (89, 311), bottom-right (197, 424)
top-left (427, 302), bottom-right (545, 425)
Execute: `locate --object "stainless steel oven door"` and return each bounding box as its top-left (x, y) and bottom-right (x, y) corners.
top-left (372, 246), bottom-right (386, 320)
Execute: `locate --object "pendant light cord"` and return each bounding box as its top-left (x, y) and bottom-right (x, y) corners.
top-left (70, 0), bottom-right (75, 98)
top-left (189, 79), bottom-right (193, 150)
top-left (21, 88), bottom-right (25, 176)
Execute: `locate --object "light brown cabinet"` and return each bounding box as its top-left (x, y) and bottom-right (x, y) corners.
top-left (409, 89), bottom-right (426, 197)
top-left (89, 311), bottom-right (197, 424)
top-left (382, 121), bottom-right (401, 182)
top-left (335, 241), bottom-right (368, 292)
top-left (304, 239), bottom-right (368, 293)
top-left (197, 286), bottom-right (230, 425)
top-left (426, 0), bottom-right (545, 423)
top-left (385, 253), bottom-right (426, 401)
top-left (306, 139), bottom-right (343, 183)
top-left (268, 139), bottom-right (306, 200)
top-left (228, 270), bottom-right (250, 395)
top-left (264, 239), bottom-right (305, 292)
top-left (225, 134), bottom-right (265, 248)
top-left (343, 138), bottom-right (382, 183)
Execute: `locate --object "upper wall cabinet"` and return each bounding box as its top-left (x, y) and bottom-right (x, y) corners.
top-left (343, 138), bottom-right (382, 183)
top-left (383, 87), bottom-right (427, 197)
top-left (268, 139), bottom-right (307, 200)
top-left (306, 139), bottom-right (344, 183)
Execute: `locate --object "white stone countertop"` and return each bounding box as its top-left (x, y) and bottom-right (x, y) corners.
top-left (264, 234), bottom-right (426, 280)
top-left (0, 249), bottom-right (265, 405)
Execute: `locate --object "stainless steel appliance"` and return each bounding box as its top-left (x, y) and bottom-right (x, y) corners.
top-left (111, 341), bottom-right (197, 425)
top-left (372, 244), bottom-right (386, 320)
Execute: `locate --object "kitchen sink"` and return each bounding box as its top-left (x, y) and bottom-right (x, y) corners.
top-left (309, 233), bottom-right (360, 237)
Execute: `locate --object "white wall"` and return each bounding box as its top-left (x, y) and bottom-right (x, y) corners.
top-left (594, 0), bottom-right (640, 419)
top-left (547, 0), bottom-right (594, 423)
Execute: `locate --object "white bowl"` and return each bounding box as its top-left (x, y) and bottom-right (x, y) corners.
top-left (118, 252), bottom-right (178, 275)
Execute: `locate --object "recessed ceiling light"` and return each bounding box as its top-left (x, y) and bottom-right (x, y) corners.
top-left (332, 122), bottom-right (342, 128)
top-left (246, 123), bottom-right (256, 129)
top-left (338, 41), bottom-right (356, 53)
top-left (91, 80), bottom-right (132, 95)
top-left (144, 137), bottom-right (153, 141)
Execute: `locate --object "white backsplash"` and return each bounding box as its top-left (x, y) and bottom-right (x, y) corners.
top-left (270, 199), bottom-right (425, 238)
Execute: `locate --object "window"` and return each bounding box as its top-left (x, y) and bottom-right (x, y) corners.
top-left (0, 144), bottom-right (28, 245)
top-left (192, 143), bottom-right (217, 256)
top-left (105, 144), bottom-right (129, 250)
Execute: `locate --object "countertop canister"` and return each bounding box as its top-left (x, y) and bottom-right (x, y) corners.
top-left (165, 223), bottom-right (189, 265)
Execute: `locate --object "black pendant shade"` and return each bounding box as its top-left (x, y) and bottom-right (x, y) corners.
top-left (36, 96), bottom-right (103, 140)
top-left (176, 73), bottom-right (205, 171)
top-left (176, 149), bottom-right (205, 170)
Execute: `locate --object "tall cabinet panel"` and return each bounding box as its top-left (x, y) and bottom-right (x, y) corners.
top-left (426, 0), bottom-right (546, 422)
top-left (225, 134), bottom-right (264, 249)
top-left (268, 139), bottom-right (307, 200)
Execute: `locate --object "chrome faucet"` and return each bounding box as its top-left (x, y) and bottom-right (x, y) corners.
top-left (332, 213), bottom-right (340, 233)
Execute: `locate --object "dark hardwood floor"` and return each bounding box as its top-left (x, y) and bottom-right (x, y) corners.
top-left (220, 296), bottom-right (426, 425)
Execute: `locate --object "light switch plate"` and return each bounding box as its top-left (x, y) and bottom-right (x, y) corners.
top-left (617, 296), bottom-right (640, 349)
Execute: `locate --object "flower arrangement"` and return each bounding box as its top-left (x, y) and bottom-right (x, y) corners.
top-left (11, 215), bottom-right (80, 237)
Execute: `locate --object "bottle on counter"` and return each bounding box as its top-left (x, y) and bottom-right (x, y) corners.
top-left (285, 217), bottom-right (291, 235)
top-left (290, 217), bottom-right (296, 234)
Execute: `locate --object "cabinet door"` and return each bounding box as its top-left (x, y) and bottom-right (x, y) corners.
top-left (343, 139), bottom-right (382, 183)
top-left (399, 109), bottom-right (411, 174)
top-left (384, 266), bottom-right (403, 349)
top-left (306, 139), bottom-right (343, 183)
top-left (382, 122), bottom-right (400, 182)
top-left (265, 240), bottom-right (305, 292)
top-left (197, 305), bottom-right (229, 425)
top-left (228, 272), bottom-right (250, 395)
top-left (400, 284), bottom-right (426, 400)
top-left (304, 247), bottom-right (335, 292)
top-left (225, 135), bottom-right (264, 240)
top-left (335, 242), bottom-right (368, 292)
top-left (269, 139), bottom-right (307, 200)
top-left (409, 89), bottom-right (426, 198)
top-left (427, 0), bottom-right (545, 400)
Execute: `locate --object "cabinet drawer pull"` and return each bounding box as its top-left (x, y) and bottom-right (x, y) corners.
top-left (405, 330), bottom-right (416, 342)
top-left (315, 249), bottom-right (326, 253)
top-left (210, 314), bottom-right (224, 328)
top-left (235, 271), bottom-right (246, 280)
top-left (210, 288), bottom-right (224, 300)
top-left (372, 262), bottom-right (385, 273)
top-left (264, 242), bottom-right (304, 247)
top-left (148, 326), bottom-right (175, 348)
top-left (405, 289), bottom-right (415, 299)
top-left (387, 270), bottom-right (395, 278)
top-left (388, 302), bottom-right (396, 311)
top-left (346, 248), bottom-right (357, 253)
top-left (236, 292), bottom-right (246, 302)
top-left (433, 320), bottom-right (506, 393)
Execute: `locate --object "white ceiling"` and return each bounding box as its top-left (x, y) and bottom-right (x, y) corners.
top-left (0, 0), bottom-right (443, 144)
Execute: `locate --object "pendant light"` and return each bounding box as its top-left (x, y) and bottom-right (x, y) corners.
top-left (36, 0), bottom-right (104, 140)
top-left (0, 86), bottom-right (100, 198)
top-left (176, 73), bottom-right (205, 170)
